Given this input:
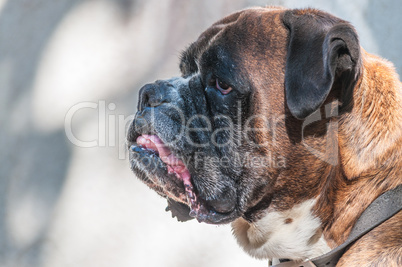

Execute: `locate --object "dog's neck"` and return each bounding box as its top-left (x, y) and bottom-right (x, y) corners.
top-left (339, 50), bottom-right (402, 180)
top-left (320, 50), bottom-right (402, 245)
top-left (232, 51), bottom-right (401, 261)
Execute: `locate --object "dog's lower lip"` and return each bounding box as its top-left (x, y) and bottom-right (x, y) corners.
top-left (129, 137), bottom-right (238, 224)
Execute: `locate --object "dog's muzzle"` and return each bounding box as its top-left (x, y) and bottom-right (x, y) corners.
top-left (127, 79), bottom-right (238, 224)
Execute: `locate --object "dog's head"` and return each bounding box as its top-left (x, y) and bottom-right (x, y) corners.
top-left (127, 7), bottom-right (361, 224)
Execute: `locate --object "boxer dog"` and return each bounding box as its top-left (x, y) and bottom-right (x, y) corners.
top-left (127, 6), bottom-right (402, 266)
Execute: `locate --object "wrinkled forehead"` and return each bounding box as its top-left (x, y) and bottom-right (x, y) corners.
top-left (179, 7), bottom-right (287, 77)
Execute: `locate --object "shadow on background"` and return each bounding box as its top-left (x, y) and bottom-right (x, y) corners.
top-left (366, 0), bottom-right (401, 74)
top-left (0, 1), bottom-right (79, 265)
top-left (0, 0), bottom-right (140, 265)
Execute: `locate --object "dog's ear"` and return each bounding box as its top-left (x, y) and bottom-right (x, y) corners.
top-left (283, 10), bottom-right (362, 119)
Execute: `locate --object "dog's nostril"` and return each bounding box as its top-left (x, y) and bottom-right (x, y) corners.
top-left (138, 81), bottom-right (172, 110)
top-left (145, 93), bottom-right (164, 107)
top-left (142, 94), bottom-right (149, 107)
top-left (143, 91), bottom-right (163, 108)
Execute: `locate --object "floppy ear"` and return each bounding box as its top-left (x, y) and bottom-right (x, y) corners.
top-left (283, 10), bottom-right (362, 119)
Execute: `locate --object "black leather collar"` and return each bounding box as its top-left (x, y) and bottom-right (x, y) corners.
top-left (272, 184), bottom-right (402, 267)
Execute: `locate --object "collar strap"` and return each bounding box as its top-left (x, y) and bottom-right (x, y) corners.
top-left (272, 184), bottom-right (402, 267)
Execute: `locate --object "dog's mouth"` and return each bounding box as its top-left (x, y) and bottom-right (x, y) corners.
top-left (128, 134), bottom-right (237, 224)
top-left (135, 134), bottom-right (201, 216)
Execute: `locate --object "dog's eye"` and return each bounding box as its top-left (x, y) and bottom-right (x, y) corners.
top-left (208, 78), bottom-right (232, 95)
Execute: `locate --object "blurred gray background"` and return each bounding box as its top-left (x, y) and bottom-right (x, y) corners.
top-left (0, 0), bottom-right (400, 266)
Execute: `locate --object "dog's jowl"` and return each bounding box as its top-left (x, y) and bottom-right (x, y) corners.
top-left (127, 6), bottom-right (402, 266)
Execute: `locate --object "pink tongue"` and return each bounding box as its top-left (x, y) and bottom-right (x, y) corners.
top-left (136, 135), bottom-right (191, 180)
top-left (136, 134), bottom-right (201, 218)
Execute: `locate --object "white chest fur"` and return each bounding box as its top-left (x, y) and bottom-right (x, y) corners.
top-left (232, 199), bottom-right (331, 261)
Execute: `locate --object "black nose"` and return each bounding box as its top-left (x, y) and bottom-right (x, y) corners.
top-left (138, 80), bottom-right (173, 111)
